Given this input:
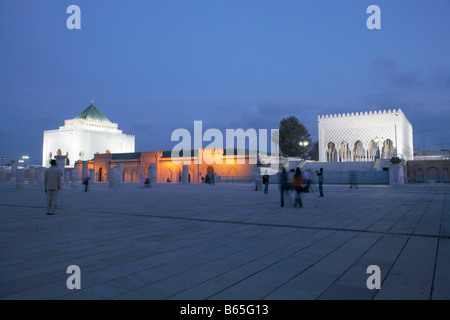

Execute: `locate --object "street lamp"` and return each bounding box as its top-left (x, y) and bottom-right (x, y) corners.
top-left (299, 141), bottom-right (309, 160)
top-left (22, 155), bottom-right (29, 168)
top-left (0, 156), bottom-right (5, 167)
top-left (18, 159), bottom-right (24, 168)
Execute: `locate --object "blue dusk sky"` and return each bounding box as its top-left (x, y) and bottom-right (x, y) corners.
top-left (1, 0), bottom-right (449, 165)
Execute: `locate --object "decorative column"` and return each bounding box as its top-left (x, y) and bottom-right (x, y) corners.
top-left (109, 167), bottom-right (120, 188)
top-left (37, 167), bottom-right (46, 184)
top-left (71, 168), bottom-right (79, 188)
top-left (64, 170), bottom-right (70, 185)
top-left (10, 160), bottom-right (18, 185)
top-left (82, 161), bottom-right (89, 179)
top-left (54, 155), bottom-right (67, 188)
top-left (149, 163), bottom-right (157, 184)
top-left (28, 166), bottom-right (35, 184)
top-left (90, 169), bottom-right (95, 183)
top-left (0, 168), bottom-right (6, 184)
top-left (116, 163), bottom-right (123, 183)
top-left (182, 165), bottom-right (189, 184)
top-left (16, 168), bottom-right (25, 189)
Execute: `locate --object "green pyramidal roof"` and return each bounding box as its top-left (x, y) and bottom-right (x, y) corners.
top-left (74, 103), bottom-right (112, 123)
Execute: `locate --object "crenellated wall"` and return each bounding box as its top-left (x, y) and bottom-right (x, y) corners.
top-left (318, 108), bottom-right (413, 162)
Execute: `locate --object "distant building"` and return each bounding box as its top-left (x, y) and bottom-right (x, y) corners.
top-left (74, 148), bottom-right (259, 183)
top-left (42, 101), bottom-right (135, 167)
top-left (318, 109), bottom-right (413, 162)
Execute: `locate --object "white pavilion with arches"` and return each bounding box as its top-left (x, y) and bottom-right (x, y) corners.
top-left (317, 109), bottom-right (413, 163)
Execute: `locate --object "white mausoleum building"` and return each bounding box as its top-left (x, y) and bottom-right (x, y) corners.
top-left (42, 101), bottom-right (135, 167)
top-left (318, 109), bottom-right (413, 163)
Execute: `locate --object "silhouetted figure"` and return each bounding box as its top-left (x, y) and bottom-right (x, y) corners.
top-left (83, 177), bottom-right (90, 192)
top-left (316, 168), bottom-right (324, 197)
top-left (350, 171), bottom-right (358, 189)
top-left (263, 171), bottom-right (270, 194)
top-left (303, 169), bottom-right (311, 193)
top-left (44, 159), bottom-right (60, 215)
top-left (293, 168), bottom-right (304, 208)
top-left (279, 168), bottom-right (289, 207)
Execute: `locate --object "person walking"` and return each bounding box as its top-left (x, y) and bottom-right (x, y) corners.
top-left (316, 168), bottom-right (324, 197)
top-left (44, 159), bottom-right (61, 215)
top-left (279, 167), bottom-right (289, 207)
top-left (83, 176), bottom-right (90, 192)
top-left (263, 171), bottom-right (270, 194)
top-left (293, 168), bottom-right (304, 208)
top-left (350, 171), bottom-right (358, 189)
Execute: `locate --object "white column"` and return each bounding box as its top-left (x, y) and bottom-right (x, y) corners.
top-left (0, 168), bottom-right (5, 183)
top-left (182, 165), bottom-right (189, 184)
top-left (109, 167), bottom-right (120, 188)
top-left (82, 161), bottom-right (89, 179)
top-left (37, 167), bottom-right (46, 184)
top-left (116, 163), bottom-right (123, 182)
top-left (90, 169), bottom-right (95, 182)
top-left (149, 163), bottom-right (157, 184)
top-left (16, 168), bottom-right (25, 189)
top-left (71, 169), bottom-right (79, 188)
top-left (28, 166), bottom-right (35, 184)
top-left (10, 160), bottom-right (18, 185)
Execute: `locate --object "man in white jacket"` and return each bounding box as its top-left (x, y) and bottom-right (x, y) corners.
top-left (44, 159), bottom-right (61, 215)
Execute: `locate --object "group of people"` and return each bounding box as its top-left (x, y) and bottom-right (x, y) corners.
top-left (279, 167), bottom-right (324, 208)
top-left (257, 167), bottom-right (324, 209)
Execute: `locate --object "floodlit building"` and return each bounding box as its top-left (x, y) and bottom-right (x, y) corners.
top-left (42, 101), bottom-right (135, 167)
top-left (318, 109), bottom-right (413, 163)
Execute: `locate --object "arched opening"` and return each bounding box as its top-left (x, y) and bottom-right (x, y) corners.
top-left (165, 169), bottom-right (173, 183)
top-left (131, 169), bottom-right (135, 182)
top-left (353, 141), bottom-right (365, 162)
top-left (443, 168), bottom-right (449, 183)
top-left (426, 167), bottom-right (439, 182)
top-left (367, 141), bottom-right (378, 161)
top-left (98, 167), bottom-right (103, 182)
top-left (382, 139), bottom-right (395, 159)
top-left (65, 152), bottom-right (70, 166)
top-left (417, 168), bottom-right (424, 183)
top-left (338, 141), bottom-right (350, 162)
top-left (326, 142), bottom-right (337, 162)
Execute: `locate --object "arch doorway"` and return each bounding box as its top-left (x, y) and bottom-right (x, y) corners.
top-left (98, 167), bottom-right (103, 182)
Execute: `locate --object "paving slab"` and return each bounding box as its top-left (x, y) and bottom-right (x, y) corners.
top-left (0, 182), bottom-right (449, 300)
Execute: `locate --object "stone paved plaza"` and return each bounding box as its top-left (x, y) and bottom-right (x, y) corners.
top-left (0, 182), bottom-right (449, 300)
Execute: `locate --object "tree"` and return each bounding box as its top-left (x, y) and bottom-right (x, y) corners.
top-left (279, 116), bottom-right (311, 158)
top-left (308, 140), bottom-right (319, 161)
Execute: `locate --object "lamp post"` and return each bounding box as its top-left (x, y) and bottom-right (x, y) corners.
top-left (18, 159), bottom-right (24, 168)
top-left (299, 141), bottom-right (309, 160)
top-left (0, 156), bottom-right (4, 167)
top-left (22, 155), bottom-right (29, 168)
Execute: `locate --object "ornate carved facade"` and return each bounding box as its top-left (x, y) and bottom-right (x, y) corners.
top-left (318, 109), bottom-right (413, 162)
